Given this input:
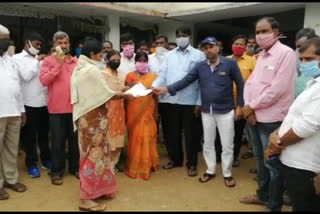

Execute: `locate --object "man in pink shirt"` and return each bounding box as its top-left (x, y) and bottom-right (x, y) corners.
top-left (40, 31), bottom-right (79, 185)
top-left (239, 17), bottom-right (296, 211)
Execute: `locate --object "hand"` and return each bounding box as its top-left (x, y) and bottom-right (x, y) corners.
top-left (264, 147), bottom-right (279, 160)
top-left (36, 54), bottom-right (47, 61)
top-left (247, 113), bottom-right (256, 126)
top-left (193, 105), bottom-right (201, 118)
top-left (55, 46), bottom-right (66, 64)
top-left (112, 91), bottom-right (125, 100)
top-left (154, 112), bottom-right (160, 122)
top-left (123, 93), bottom-right (135, 101)
top-left (267, 131), bottom-right (283, 153)
top-left (313, 173), bottom-right (320, 197)
top-left (242, 105), bottom-right (254, 119)
top-left (152, 87), bottom-right (168, 95)
top-left (234, 106), bottom-right (243, 121)
top-left (21, 113), bottom-right (27, 127)
top-left (121, 86), bottom-right (130, 92)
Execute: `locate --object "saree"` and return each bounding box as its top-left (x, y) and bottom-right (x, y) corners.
top-left (125, 71), bottom-right (159, 180)
top-left (71, 56), bottom-right (118, 200)
top-left (102, 69), bottom-right (126, 165)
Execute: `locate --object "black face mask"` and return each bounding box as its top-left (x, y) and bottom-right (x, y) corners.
top-left (108, 61), bottom-right (120, 70)
top-left (0, 39), bottom-right (10, 53)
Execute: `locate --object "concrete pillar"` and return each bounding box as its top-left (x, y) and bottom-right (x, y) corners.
top-left (304, 3), bottom-right (320, 36)
top-left (105, 14), bottom-right (120, 51)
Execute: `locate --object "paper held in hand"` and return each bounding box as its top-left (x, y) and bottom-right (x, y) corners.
top-left (124, 82), bottom-right (152, 97)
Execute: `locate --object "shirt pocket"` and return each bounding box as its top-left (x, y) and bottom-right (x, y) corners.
top-left (260, 66), bottom-right (276, 84)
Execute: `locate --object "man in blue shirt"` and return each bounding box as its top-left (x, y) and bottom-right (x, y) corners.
top-left (154, 37), bottom-right (244, 187)
top-left (152, 26), bottom-right (205, 177)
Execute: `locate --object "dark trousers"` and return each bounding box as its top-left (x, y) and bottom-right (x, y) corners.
top-left (49, 113), bottom-right (79, 176)
top-left (159, 103), bottom-right (169, 147)
top-left (165, 103), bottom-right (202, 168)
top-left (215, 119), bottom-right (246, 161)
top-left (282, 163), bottom-right (320, 212)
top-left (21, 106), bottom-right (51, 168)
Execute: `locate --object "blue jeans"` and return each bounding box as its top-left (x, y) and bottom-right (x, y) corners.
top-left (248, 122), bottom-right (284, 211)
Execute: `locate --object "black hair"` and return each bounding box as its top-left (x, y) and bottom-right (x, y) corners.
top-left (137, 41), bottom-right (149, 49)
top-left (120, 33), bottom-right (135, 44)
top-left (176, 26), bottom-right (192, 36)
top-left (247, 34), bottom-right (256, 40)
top-left (296, 28), bottom-right (317, 41)
top-left (135, 51), bottom-right (149, 62)
top-left (103, 40), bottom-right (113, 48)
top-left (232, 35), bottom-right (247, 45)
top-left (155, 34), bottom-right (168, 43)
top-left (106, 49), bottom-right (121, 60)
top-left (168, 42), bottom-right (177, 47)
top-left (81, 37), bottom-right (103, 58)
top-left (299, 37), bottom-right (320, 55)
top-left (23, 32), bottom-right (43, 44)
top-left (256, 17), bottom-right (280, 30)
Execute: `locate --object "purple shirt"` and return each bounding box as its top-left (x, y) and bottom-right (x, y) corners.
top-left (244, 40), bottom-right (296, 123)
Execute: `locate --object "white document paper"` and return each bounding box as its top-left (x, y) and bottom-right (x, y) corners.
top-left (124, 82), bottom-right (152, 97)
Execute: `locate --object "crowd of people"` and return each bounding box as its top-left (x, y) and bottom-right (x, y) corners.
top-left (0, 15), bottom-right (320, 212)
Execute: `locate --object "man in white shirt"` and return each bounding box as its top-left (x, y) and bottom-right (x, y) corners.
top-left (0, 24), bottom-right (27, 200)
top-left (148, 34), bottom-right (169, 75)
top-left (118, 33), bottom-right (136, 80)
top-left (13, 32), bottom-right (51, 178)
top-left (265, 37), bottom-right (320, 211)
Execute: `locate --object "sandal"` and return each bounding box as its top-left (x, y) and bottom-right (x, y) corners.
top-left (199, 173), bottom-right (215, 183)
top-left (224, 177), bottom-right (236, 188)
top-left (0, 188), bottom-right (9, 200)
top-left (241, 151), bottom-right (253, 159)
top-left (4, 182), bottom-right (27, 192)
top-left (79, 204), bottom-right (106, 212)
top-left (188, 166), bottom-right (198, 177)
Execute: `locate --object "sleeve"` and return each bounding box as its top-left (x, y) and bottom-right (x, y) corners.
top-left (152, 55), bottom-right (168, 87)
top-left (39, 57), bottom-right (63, 86)
top-left (291, 90), bottom-right (320, 138)
top-left (196, 87), bottom-right (202, 105)
top-left (13, 56), bottom-right (40, 82)
top-left (230, 61), bottom-right (244, 107)
top-left (248, 50), bottom-right (296, 110)
top-left (167, 63), bottom-right (200, 96)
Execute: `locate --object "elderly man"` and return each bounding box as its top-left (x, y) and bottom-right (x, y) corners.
top-left (265, 37), bottom-right (320, 211)
top-left (0, 24), bottom-right (27, 200)
top-left (13, 32), bottom-right (51, 178)
top-left (40, 31), bottom-right (79, 185)
top-left (240, 17), bottom-right (296, 211)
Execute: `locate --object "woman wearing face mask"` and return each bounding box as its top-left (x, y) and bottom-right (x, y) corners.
top-left (71, 38), bottom-right (129, 212)
top-left (125, 51), bottom-right (159, 180)
top-left (101, 50), bottom-right (129, 171)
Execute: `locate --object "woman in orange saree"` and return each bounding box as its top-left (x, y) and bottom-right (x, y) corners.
top-left (125, 51), bottom-right (159, 180)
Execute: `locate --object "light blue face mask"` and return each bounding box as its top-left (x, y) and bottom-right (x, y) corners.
top-left (299, 60), bottom-right (320, 78)
top-left (246, 47), bottom-right (255, 53)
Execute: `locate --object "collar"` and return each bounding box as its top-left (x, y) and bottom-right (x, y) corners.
top-left (314, 76), bottom-right (320, 83)
top-left (228, 53), bottom-right (247, 60)
top-left (21, 50), bottom-right (32, 57)
top-left (121, 52), bottom-right (135, 61)
top-left (65, 55), bottom-right (77, 64)
top-left (207, 56), bottom-right (224, 66)
top-left (176, 44), bottom-right (192, 53)
top-left (261, 40), bottom-right (281, 56)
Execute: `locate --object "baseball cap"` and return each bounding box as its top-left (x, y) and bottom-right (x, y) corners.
top-left (200, 37), bottom-right (217, 47)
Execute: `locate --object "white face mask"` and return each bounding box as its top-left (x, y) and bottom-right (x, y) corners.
top-left (28, 41), bottom-right (39, 56)
top-left (7, 45), bottom-right (15, 56)
top-left (155, 46), bottom-right (167, 56)
top-left (176, 37), bottom-right (190, 48)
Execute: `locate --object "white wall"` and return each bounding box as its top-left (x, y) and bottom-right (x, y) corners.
top-left (105, 15), bottom-right (120, 51)
top-left (304, 3), bottom-right (320, 35)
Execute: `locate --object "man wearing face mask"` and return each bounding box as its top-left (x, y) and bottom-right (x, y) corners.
top-left (13, 32), bottom-right (51, 178)
top-left (152, 26), bottom-right (206, 177)
top-left (227, 35), bottom-right (256, 168)
top-left (246, 35), bottom-right (258, 57)
top-left (264, 37), bottom-right (320, 211)
top-left (240, 17), bottom-right (296, 212)
top-left (294, 28), bottom-right (318, 97)
top-left (74, 42), bottom-right (83, 58)
top-left (118, 33), bottom-right (136, 80)
top-left (40, 31), bottom-right (79, 186)
top-left (102, 40), bottom-right (113, 62)
top-left (0, 24), bottom-right (27, 200)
